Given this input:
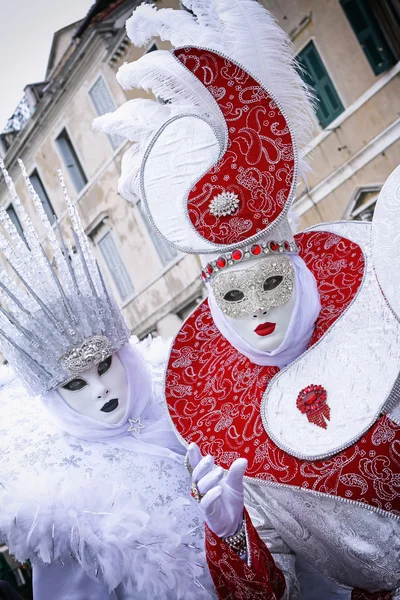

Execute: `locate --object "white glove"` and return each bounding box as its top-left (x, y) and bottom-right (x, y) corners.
top-left (187, 442), bottom-right (247, 538)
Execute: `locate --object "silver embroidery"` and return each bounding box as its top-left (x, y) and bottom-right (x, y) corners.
top-left (211, 255), bottom-right (294, 318)
top-left (61, 335), bottom-right (112, 375)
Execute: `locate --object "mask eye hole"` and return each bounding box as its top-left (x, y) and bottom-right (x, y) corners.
top-left (223, 289), bottom-right (245, 302)
top-left (97, 355), bottom-right (112, 377)
top-left (62, 378), bottom-right (87, 392)
top-left (263, 275), bottom-right (283, 291)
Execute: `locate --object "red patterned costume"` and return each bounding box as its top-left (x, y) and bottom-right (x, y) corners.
top-left (96, 1), bottom-right (400, 598)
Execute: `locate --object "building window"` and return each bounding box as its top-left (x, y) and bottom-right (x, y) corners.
top-left (97, 231), bottom-right (134, 301)
top-left (340, 0), bottom-right (398, 75)
top-left (297, 41), bottom-right (344, 128)
top-left (138, 200), bottom-right (178, 266)
top-left (55, 128), bottom-right (87, 193)
top-left (89, 76), bottom-right (124, 150)
top-left (6, 205), bottom-right (24, 239)
top-left (30, 170), bottom-right (56, 223)
top-left (146, 43), bottom-right (158, 53)
top-left (346, 187), bottom-right (381, 221)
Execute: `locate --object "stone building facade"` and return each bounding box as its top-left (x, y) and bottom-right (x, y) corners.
top-left (259, 0), bottom-right (400, 227)
top-left (0, 0), bottom-right (202, 340)
top-left (0, 0), bottom-right (399, 339)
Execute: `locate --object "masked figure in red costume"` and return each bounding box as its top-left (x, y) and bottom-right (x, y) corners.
top-left (95, 1), bottom-right (400, 598)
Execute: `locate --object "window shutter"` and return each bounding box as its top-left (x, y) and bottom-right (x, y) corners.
top-left (340, 0), bottom-right (396, 75)
top-left (297, 42), bottom-right (344, 128)
top-left (55, 129), bottom-right (87, 193)
top-left (89, 77), bottom-right (124, 150)
top-left (6, 205), bottom-right (24, 240)
top-left (98, 231), bottom-right (134, 301)
top-left (30, 170), bottom-right (56, 223)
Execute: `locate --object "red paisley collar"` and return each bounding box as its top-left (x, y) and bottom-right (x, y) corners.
top-left (165, 230), bottom-right (400, 513)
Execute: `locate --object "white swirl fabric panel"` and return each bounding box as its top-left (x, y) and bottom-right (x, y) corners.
top-left (141, 115), bottom-right (222, 253)
top-left (263, 220), bottom-right (400, 458)
top-left (372, 164), bottom-right (400, 322)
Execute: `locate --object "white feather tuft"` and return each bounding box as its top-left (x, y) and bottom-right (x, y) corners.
top-left (124, 0), bottom-right (316, 178)
top-left (118, 143), bottom-right (143, 202)
top-left (126, 3), bottom-right (203, 48)
top-left (116, 50), bottom-right (224, 131)
top-left (93, 99), bottom-right (173, 142)
top-left (0, 474), bottom-right (213, 599)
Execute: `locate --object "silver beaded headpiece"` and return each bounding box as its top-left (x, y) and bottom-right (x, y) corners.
top-left (0, 159), bottom-right (130, 395)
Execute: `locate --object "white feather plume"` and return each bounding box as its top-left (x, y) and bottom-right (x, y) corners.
top-left (116, 50), bottom-right (224, 131)
top-left (0, 474), bottom-right (213, 599)
top-left (124, 0), bottom-right (316, 176)
top-left (93, 98), bottom-right (173, 142)
top-left (118, 143), bottom-right (143, 202)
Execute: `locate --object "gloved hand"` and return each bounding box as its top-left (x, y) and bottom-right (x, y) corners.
top-left (187, 442), bottom-right (247, 538)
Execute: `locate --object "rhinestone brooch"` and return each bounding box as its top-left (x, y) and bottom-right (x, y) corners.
top-left (127, 417), bottom-right (146, 434)
top-left (201, 240), bottom-right (299, 282)
top-left (209, 191), bottom-right (240, 217)
top-left (61, 335), bottom-right (113, 374)
top-left (296, 385), bottom-right (330, 429)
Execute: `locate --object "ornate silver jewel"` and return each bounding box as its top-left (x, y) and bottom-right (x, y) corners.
top-left (211, 255), bottom-right (295, 319)
top-left (222, 520), bottom-right (247, 556)
top-left (127, 417), bottom-right (146, 434)
top-left (191, 481), bottom-right (204, 503)
top-left (209, 191), bottom-right (240, 217)
top-left (61, 335), bottom-right (113, 374)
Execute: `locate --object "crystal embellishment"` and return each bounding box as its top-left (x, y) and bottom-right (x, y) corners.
top-left (61, 335), bottom-right (113, 375)
top-left (128, 417), bottom-right (146, 435)
top-left (296, 385), bottom-right (330, 429)
top-left (209, 191), bottom-right (239, 217)
top-left (200, 240), bottom-right (299, 282)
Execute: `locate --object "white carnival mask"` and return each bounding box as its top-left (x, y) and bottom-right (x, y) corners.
top-left (58, 353), bottom-right (128, 424)
top-left (211, 256), bottom-right (296, 352)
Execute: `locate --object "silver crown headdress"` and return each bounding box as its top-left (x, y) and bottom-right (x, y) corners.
top-left (0, 159), bottom-right (130, 395)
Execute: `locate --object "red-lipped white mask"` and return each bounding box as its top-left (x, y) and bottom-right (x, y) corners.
top-left (210, 256), bottom-right (296, 352)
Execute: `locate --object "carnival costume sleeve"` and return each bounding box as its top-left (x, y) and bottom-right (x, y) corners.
top-left (205, 508), bottom-right (287, 600)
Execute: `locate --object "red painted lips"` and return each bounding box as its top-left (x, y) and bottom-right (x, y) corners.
top-left (254, 322), bottom-right (276, 336)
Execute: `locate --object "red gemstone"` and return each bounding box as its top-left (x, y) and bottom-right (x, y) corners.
top-left (269, 241), bottom-right (279, 251)
top-left (217, 256), bottom-right (227, 268)
top-left (304, 392), bottom-right (317, 405)
top-left (206, 263), bottom-right (214, 275)
top-left (251, 244), bottom-right (262, 256)
top-left (232, 249), bottom-right (243, 261)
top-left (284, 241), bottom-right (291, 251)
top-left (201, 270), bottom-right (207, 281)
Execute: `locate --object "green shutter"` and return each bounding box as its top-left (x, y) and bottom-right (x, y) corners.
top-left (340, 0), bottom-right (396, 75)
top-left (297, 42), bottom-right (344, 128)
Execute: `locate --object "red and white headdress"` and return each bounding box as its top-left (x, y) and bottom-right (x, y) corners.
top-left (94, 0), bottom-right (316, 271)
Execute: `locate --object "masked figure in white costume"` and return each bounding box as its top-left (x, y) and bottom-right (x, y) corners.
top-left (95, 1), bottom-right (400, 599)
top-left (0, 160), bottom-right (217, 600)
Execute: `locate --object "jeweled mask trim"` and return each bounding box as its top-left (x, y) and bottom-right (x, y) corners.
top-left (201, 239), bottom-right (298, 282)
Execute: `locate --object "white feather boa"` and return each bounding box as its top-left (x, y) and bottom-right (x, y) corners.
top-left (0, 475), bottom-right (212, 599)
top-left (0, 336), bottom-right (215, 598)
